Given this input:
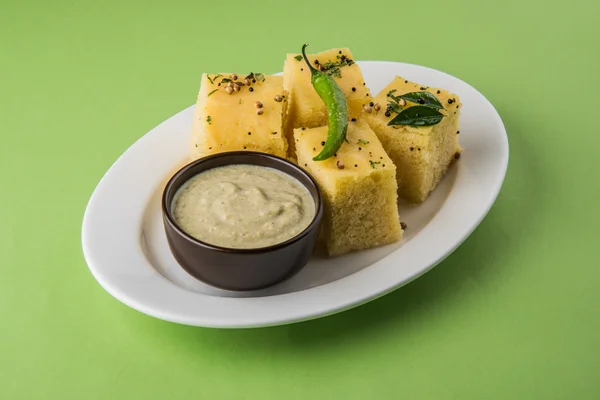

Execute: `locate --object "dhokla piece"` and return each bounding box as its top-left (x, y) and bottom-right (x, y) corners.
top-left (364, 76), bottom-right (462, 203)
top-left (189, 73), bottom-right (289, 160)
top-left (283, 48), bottom-right (370, 154)
top-left (294, 120), bottom-right (402, 257)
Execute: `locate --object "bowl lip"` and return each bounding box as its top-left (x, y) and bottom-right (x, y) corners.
top-left (161, 151), bottom-right (324, 254)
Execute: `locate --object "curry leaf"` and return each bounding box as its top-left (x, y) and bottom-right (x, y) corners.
top-left (399, 91), bottom-right (443, 110)
top-left (387, 106), bottom-right (443, 127)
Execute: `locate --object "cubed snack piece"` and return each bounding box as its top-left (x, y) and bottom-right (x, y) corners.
top-left (190, 73), bottom-right (289, 160)
top-left (364, 76), bottom-right (462, 203)
top-left (284, 48), bottom-right (370, 153)
top-left (294, 120), bottom-right (402, 257)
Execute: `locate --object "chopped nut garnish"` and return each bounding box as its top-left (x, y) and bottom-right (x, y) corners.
top-left (231, 74), bottom-right (238, 80)
top-left (336, 160), bottom-right (345, 169)
top-left (225, 86), bottom-right (233, 94)
top-left (373, 104), bottom-right (381, 111)
top-left (233, 85), bottom-right (240, 92)
top-left (254, 101), bottom-right (263, 108)
top-left (399, 99), bottom-right (406, 106)
top-left (274, 95), bottom-right (283, 102)
top-left (363, 105), bottom-right (372, 113)
top-left (256, 109), bottom-right (264, 115)
top-left (227, 82), bottom-right (234, 88)
top-left (244, 78), bottom-right (251, 85)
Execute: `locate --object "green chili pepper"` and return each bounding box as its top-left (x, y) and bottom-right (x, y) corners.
top-left (301, 44), bottom-right (348, 161)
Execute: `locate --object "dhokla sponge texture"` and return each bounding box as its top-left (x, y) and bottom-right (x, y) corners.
top-left (294, 120), bottom-right (402, 256)
top-left (189, 73), bottom-right (289, 160)
top-left (364, 76), bottom-right (461, 203)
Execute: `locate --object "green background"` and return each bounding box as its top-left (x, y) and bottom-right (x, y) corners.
top-left (1, 0), bottom-right (598, 398)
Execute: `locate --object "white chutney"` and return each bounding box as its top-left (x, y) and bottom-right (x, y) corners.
top-left (171, 164), bottom-right (315, 249)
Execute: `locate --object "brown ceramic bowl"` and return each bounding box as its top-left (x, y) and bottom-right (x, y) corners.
top-left (162, 151), bottom-right (323, 291)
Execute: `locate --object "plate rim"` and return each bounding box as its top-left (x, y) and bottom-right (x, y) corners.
top-left (81, 60), bottom-right (509, 328)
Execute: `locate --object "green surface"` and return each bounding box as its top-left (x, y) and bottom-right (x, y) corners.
top-left (1, 0), bottom-right (599, 398)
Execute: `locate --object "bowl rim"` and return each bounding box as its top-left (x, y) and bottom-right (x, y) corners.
top-left (161, 151), bottom-right (324, 254)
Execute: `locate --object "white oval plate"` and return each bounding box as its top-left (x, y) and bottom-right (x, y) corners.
top-left (82, 61), bottom-right (508, 328)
